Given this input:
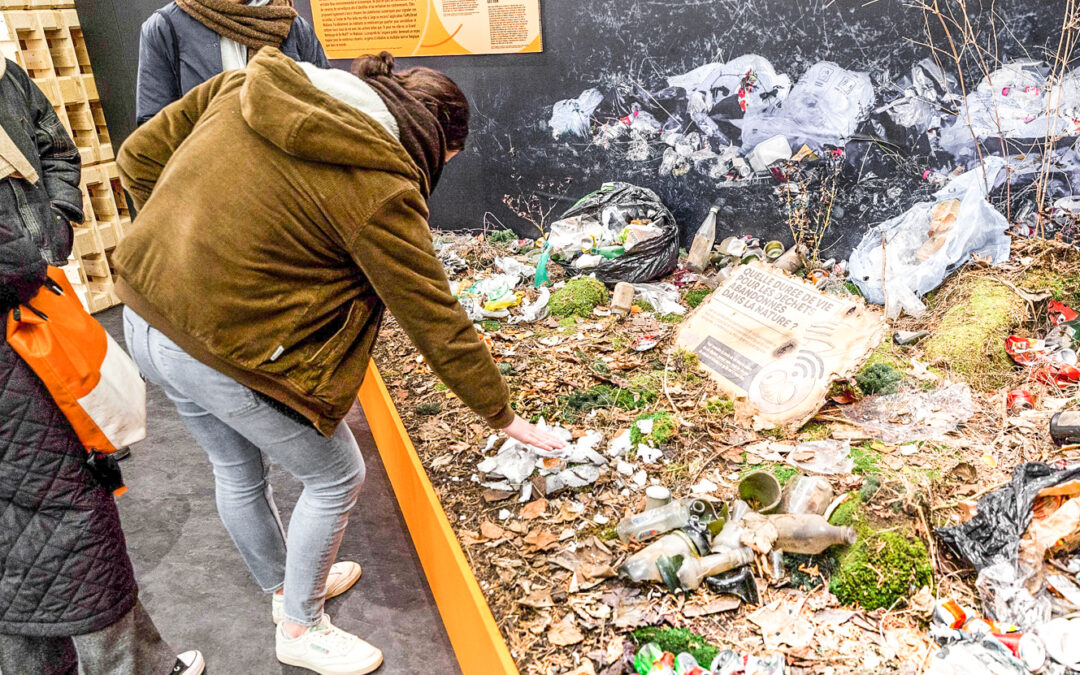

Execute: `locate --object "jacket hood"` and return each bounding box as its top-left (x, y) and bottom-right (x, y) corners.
top-left (240, 48), bottom-right (420, 182)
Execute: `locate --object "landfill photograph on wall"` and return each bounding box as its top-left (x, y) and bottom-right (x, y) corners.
top-left (365, 0), bottom-right (1080, 673)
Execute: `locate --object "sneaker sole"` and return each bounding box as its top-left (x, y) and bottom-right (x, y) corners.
top-left (275, 651), bottom-right (383, 675)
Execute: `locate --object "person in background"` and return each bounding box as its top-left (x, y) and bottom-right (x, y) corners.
top-left (112, 47), bottom-right (565, 674)
top-left (0, 57), bottom-right (203, 675)
top-left (136, 0), bottom-right (328, 124)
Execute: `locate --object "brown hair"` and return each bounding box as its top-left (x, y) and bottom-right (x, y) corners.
top-left (352, 52), bottom-right (470, 151)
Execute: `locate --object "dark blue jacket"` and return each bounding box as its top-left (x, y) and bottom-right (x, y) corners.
top-left (136, 3), bottom-right (328, 124)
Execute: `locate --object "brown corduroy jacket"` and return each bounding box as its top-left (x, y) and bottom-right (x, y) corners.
top-left (112, 49), bottom-right (512, 436)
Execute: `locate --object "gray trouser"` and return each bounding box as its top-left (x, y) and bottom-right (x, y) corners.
top-left (122, 307), bottom-right (366, 626)
top-left (0, 600), bottom-right (174, 675)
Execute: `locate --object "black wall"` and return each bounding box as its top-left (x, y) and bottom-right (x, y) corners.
top-left (74, 0), bottom-right (1066, 255)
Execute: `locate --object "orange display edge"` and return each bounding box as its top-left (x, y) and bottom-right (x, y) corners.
top-left (358, 363), bottom-right (519, 675)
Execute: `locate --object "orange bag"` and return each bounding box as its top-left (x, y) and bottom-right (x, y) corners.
top-left (6, 267), bottom-right (146, 457)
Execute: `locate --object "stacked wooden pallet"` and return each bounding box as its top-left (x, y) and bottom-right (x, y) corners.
top-left (0, 3), bottom-right (127, 313)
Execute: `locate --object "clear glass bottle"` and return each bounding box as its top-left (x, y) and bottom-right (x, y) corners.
top-left (674, 547), bottom-right (755, 590)
top-left (769, 513), bottom-right (856, 554)
top-left (619, 531), bottom-right (697, 583)
top-left (616, 499), bottom-right (690, 542)
top-left (686, 206), bottom-right (719, 272)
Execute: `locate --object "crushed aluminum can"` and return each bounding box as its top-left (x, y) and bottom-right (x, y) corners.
top-left (1034, 362), bottom-right (1080, 389)
top-left (632, 335), bottom-right (660, 352)
top-left (1007, 390), bottom-right (1035, 414)
top-left (1005, 336), bottom-right (1047, 366)
top-left (990, 632), bottom-right (1047, 672)
top-left (933, 598), bottom-right (970, 629)
top-left (1049, 301), bottom-right (1079, 325)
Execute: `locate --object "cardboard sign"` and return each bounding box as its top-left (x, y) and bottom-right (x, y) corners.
top-left (676, 262), bottom-right (884, 430)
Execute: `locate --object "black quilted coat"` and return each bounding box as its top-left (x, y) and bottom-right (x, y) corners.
top-left (0, 60), bottom-right (136, 637)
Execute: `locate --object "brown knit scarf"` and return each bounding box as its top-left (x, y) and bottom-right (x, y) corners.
top-left (362, 76), bottom-right (446, 199)
top-left (175, 0), bottom-right (297, 52)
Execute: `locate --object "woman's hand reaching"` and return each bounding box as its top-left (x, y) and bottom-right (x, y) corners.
top-left (501, 414), bottom-right (567, 452)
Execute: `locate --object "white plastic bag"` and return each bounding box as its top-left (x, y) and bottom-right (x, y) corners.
top-left (549, 88), bottom-right (604, 139)
top-left (735, 62), bottom-right (874, 150)
top-left (848, 157), bottom-right (1010, 319)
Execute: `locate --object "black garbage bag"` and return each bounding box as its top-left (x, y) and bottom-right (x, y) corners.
top-left (936, 461), bottom-right (1080, 571)
top-left (553, 182), bottom-right (679, 284)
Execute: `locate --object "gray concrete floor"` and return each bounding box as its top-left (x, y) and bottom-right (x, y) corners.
top-left (98, 306), bottom-right (461, 675)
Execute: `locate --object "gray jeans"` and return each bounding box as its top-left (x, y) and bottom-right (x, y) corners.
top-left (0, 601), bottom-right (173, 675)
top-left (123, 308), bottom-right (366, 626)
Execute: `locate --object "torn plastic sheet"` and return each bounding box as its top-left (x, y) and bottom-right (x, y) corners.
top-left (786, 440), bottom-right (853, 475)
top-left (937, 60), bottom-right (1076, 158)
top-left (508, 287), bottom-right (550, 324)
top-left (666, 54), bottom-right (792, 118)
top-left (736, 61), bottom-right (874, 150)
top-left (549, 88), bottom-right (603, 140)
top-left (878, 58), bottom-right (959, 133)
top-left (936, 462), bottom-right (1080, 572)
top-left (847, 158), bottom-right (1010, 319)
top-left (975, 561), bottom-right (1051, 628)
top-left (841, 383), bottom-right (976, 444)
top-left (926, 631), bottom-right (1029, 674)
top-left (476, 420), bottom-right (608, 496)
top-left (632, 282), bottom-right (685, 316)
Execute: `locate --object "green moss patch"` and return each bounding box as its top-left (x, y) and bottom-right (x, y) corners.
top-left (683, 288), bottom-right (712, 309)
top-left (828, 495), bottom-right (933, 610)
top-left (705, 397), bottom-right (734, 416)
top-left (856, 363), bottom-right (902, 395)
top-left (480, 319), bottom-right (501, 332)
top-left (798, 422), bottom-right (831, 441)
top-left (922, 278), bottom-right (1025, 389)
top-left (630, 411), bottom-right (676, 447)
top-left (550, 278), bottom-right (609, 318)
top-left (558, 384), bottom-right (647, 423)
top-left (415, 402), bottom-right (441, 416)
top-left (1021, 267), bottom-right (1080, 306)
top-left (630, 627), bottom-right (719, 666)
top-left (487, 229), bottom-right (517, 243)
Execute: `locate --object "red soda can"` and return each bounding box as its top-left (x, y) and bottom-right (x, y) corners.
top-left (1007, 389), bottom-right (1035, 414)
top-left (933, 599), bottom-right (968, 629)
top-left (991, 632), bottom-right (1046, 671)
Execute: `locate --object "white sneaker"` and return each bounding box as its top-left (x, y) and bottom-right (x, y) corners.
top-left (275, 614), bottom-right (383, 675)
top-left (273, 561), bottom-right (363, 624)
top-left (169, 650), bottom-right (205, 675)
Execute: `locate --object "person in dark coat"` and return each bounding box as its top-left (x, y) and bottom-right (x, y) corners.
top-left (0, 57), bottom-right (204, 675)
top-left (136, 0), bottom-right (329, 124)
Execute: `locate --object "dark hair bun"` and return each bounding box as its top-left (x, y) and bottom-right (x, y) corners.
top-left (351, 51), bottom-right (395, 78)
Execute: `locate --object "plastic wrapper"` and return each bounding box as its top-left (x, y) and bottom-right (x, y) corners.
top-left (549, 183), bottom-right (679, 284)
top-left (937, 60), bottom-right (1074, 158)
top-left (786, 440), bottom-right (853, 475)
top-left (841, 383), bottom-right (976, 444)
top-left (936, 462), bottom-right (1080, 572)
top-left (736, 62), bottom-right (874, 150)
top-left (549, 88), bottom-right (603, 139)
top-left (926, 634), bottom-right (1029, 674)
top-left (848, 158), bottom-right (1010, 318)
top-left (975, 561), bottom-right (1050, 629)
top-left (632, 282), bottom-right (685, 316)
top-left (666, 54), bottom-right (792, 119)
top-left (879, 58), bottom-right (959, 133)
